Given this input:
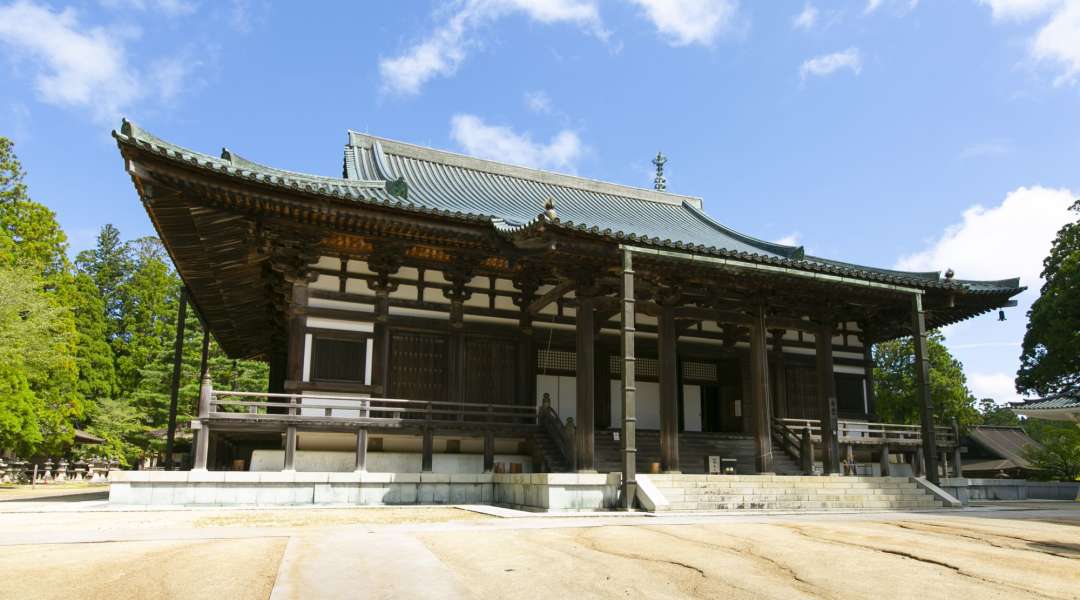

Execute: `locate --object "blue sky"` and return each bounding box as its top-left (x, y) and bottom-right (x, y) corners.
top-left (1, 0), bottom-right (1077, 404)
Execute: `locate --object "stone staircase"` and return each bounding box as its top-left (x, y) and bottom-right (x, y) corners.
top-left (647, 475), bottom-right (942, 511)
top-left (593, 430), bottom-right (803, 475)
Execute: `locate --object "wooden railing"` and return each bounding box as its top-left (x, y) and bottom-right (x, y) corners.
top-left (538, 404), bottom-right (574, 468)
top-left (208, 390), bottom-right (537, 427)
top-left (773, 417), bottom-right (957, 449)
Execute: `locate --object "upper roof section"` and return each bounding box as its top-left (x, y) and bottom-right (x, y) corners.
top-left (113, 120), bottom-right (1023, 297)
top-left (344, 132), bottom-right (804, 260)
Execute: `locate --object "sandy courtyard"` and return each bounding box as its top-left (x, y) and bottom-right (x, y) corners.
top-left (0, 493), bottom-right (1076, 599)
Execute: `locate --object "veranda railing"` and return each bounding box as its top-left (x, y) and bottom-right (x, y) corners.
top-left (208, 390), bottom-right (538, 427)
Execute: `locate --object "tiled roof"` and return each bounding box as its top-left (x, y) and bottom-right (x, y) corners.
top-left (966, 426), bottom-right (1041, 469)
top-left (1013, 393), bottom-right (1080, 411)
top-left (113, 120), bottom-right (1024, 297)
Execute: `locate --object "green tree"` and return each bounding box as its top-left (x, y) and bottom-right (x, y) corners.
top-left (977, 398), bottom-right (1021, 427)
top-left (1021, 424), bottom-right (1080, 481)
top-left (0, 138), bottom-right (81, 454)
top-left (75, 224), bottom-right (130, 335)
top-left (1017, 199), bottom-right (1080, 396)
top-left (0, 263), bottom-right (79, 454)
top-left (873, 331), bottom-right (980, 428)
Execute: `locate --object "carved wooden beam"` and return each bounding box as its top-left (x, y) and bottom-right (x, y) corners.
top-left (528, 280), bottom-right (575, 315)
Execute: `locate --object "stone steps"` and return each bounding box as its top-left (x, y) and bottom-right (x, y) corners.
top-left (647, 475), bottom-right (943, 512)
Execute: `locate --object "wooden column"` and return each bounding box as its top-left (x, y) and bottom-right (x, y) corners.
top-left (285, 281), bottom-right (309, 391)
top-left (575, 295), bottom-right (596, 472)
top-left (769, 329), bottom-right (787, 420)
top-left (880, 444), bottom-right (891, 476)
top-left (165, 291), bottom-right (188, 470)
top-left (595, 345), bottom-right (612, 430)
top-left (354, 429), bottom-right (368, 472)
top-left (911, 293), bottom-right (940, 484)
top-left (863, 343), bottom-right (877, 416)
top-left (268, 348), bottom-right (287, 394)
top-left (952, 419), bottom-right (964, 478)
top-left (483, 430), bottom-right (495, 472)
top-left (283, 426), bottom-right (297, 471)
top-left (619, 249), bottom-right (637, 509)
top-left (421, 428), bottom-right (434, 472)
top-left (192, 371), bottom-right (212, 470)
top-left (815, 324), bottom-right (840, 474)
top-left (750, 306), bottom-right (773, 474)
top-left (658, 304), bottom-right (680, 473)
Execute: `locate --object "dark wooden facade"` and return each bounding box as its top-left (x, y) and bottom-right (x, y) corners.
top-left (114, 121), bottom-right (1023, 491)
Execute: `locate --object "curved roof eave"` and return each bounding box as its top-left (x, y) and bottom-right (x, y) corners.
top-left (113, 119), bottom-right (1026, 299)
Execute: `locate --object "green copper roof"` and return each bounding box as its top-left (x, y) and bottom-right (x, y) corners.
top-left (113, 120), bottom-right (1024, 297)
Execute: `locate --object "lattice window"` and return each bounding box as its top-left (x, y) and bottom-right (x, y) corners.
top-left (537, 349), bottom-right (576, 374)
top-left (682, 361), bottom-right (717, 382)
top-left (608, 356), bottom-right (659, 379)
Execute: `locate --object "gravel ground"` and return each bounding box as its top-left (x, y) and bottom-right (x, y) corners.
top-left (0, 500), bottom-right (1076, 600)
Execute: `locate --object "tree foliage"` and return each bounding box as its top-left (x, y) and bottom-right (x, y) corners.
top-left (1017, 199), bottom-right (1080, 396)
top-left (1021, 423), bottom-right (1080, 481)
top-left (873, 331), bottom-right (980, 429)
top-left (0, 137), bottom-right (268, 464)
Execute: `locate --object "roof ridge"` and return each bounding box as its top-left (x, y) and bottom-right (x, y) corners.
top-left (681, 201), bottom-right (805, 260)
top-left (346, 130), bottom-right (704, 210)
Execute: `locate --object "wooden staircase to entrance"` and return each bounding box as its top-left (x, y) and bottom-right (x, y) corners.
top-left (647, 475), bottom-right (943, 512)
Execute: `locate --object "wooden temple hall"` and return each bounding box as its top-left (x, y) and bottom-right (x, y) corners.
top-left (114, 120), bottom-right (1022, 492)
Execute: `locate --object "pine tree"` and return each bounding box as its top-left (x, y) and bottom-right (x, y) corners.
top-left (873, 331), bottom-right (980, 429)
top-left (1017, 199), bottom-right (1080, 396)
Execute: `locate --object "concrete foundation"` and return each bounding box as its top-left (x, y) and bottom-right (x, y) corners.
top-left (108, 471), bottom-right (621, 511)
top-left (940, 478), bottom-right (1080, 504)
top-left (249, 450), bottom-right (534, 473)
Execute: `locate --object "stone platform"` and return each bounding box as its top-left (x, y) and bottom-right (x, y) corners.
top-left (107, 471), bottom-right (621, 511)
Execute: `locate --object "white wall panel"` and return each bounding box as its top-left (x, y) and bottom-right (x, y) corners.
top-left (683, 385), bottom-right (702, 432)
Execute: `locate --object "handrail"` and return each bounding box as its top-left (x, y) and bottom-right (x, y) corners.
top-left (538, 405), bottom-right (573, 468)
top-left (772, 417), bottom-right (957, 448)
top-left (208, 390), bottom-right (537, 427)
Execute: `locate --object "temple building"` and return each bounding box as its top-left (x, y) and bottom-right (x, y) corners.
top-left (111, 120), bottom-right (1023, 509)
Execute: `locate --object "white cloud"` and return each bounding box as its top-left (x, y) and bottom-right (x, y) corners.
top-left (799, 48), bottom-right (862, 80)
top-left (0, 1), bottom-right (201, 123)
top-left (379, 0), bottom-right (606, 95)
top-left (774, 233), bottom-right (801, 246)
top-left (958, 139), bottom-right (1012, 159)
top-left (792, 3), bottom-right (818, 30)
top-left (976, 0), bottom-right (1062, 21)
top-left (450, 114), bottom-right (583, 172)
top-left (628, 0), bottom-right (741, 47)
top-left (0, 1), bottom-right (140, 122)
top-left (969, 371), bottom-right (1022, 403)
top-left (100, 0), bottom-right (197, 16)
top-left (1031, 1), bottom-right (1080, 85)
top-left (978, 0), bottom-right (1080, 85)
top-left (896, 186), bottom-right (1075, 288)
top-left (896, 186), bottom-right (1075, 407)
top-left (864, 0), bottom-right (919, 15)
top-left (524, 90), bottom-right (553, 114)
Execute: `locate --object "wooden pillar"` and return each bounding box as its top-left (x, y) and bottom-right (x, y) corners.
top-left (595, 345), bottom-right (612, 430)
top-left (750, 306), bottom-right (773, 474)
top-left (354, 429), bottom-right (368, 472)
top-left (911, 293), bottom-right (940, 484)
top-left (914, 446), bottom-right (926, 477)
top-left (619, 249), bottom-right (637, 509)
top-left (769, 329), bottom-right (787, 420)
top-left (517, 335), bottom-right (536, 408)
top-left (483, 430), bottom-right (495, 473)
top-left (268, 349), bottom-right (287, 394)
top-left (658, 305), bottom-right (680, 473)
top-left (575, 295), bottom-right (596, 472)
top-left (863, 343), bottom-right (877, 416)
top-left (815, 324), bottom-right (840, 474)
top-left (952, 419), bottom-right (964, 478)
top-left (165, 291), bottom-right (188, 470)
top-left (192, 371), bottom-right (212, 471)
top-left (283, 426), bottom-right (297, 471)
top-left (880, 444), bottom-right (891, 476)
top-left (421, 428), bottom-right (434, 472)
top-left (285, 282), bottom-right (308, 391)
top-left (800, 426), bottom-right (814, 475)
